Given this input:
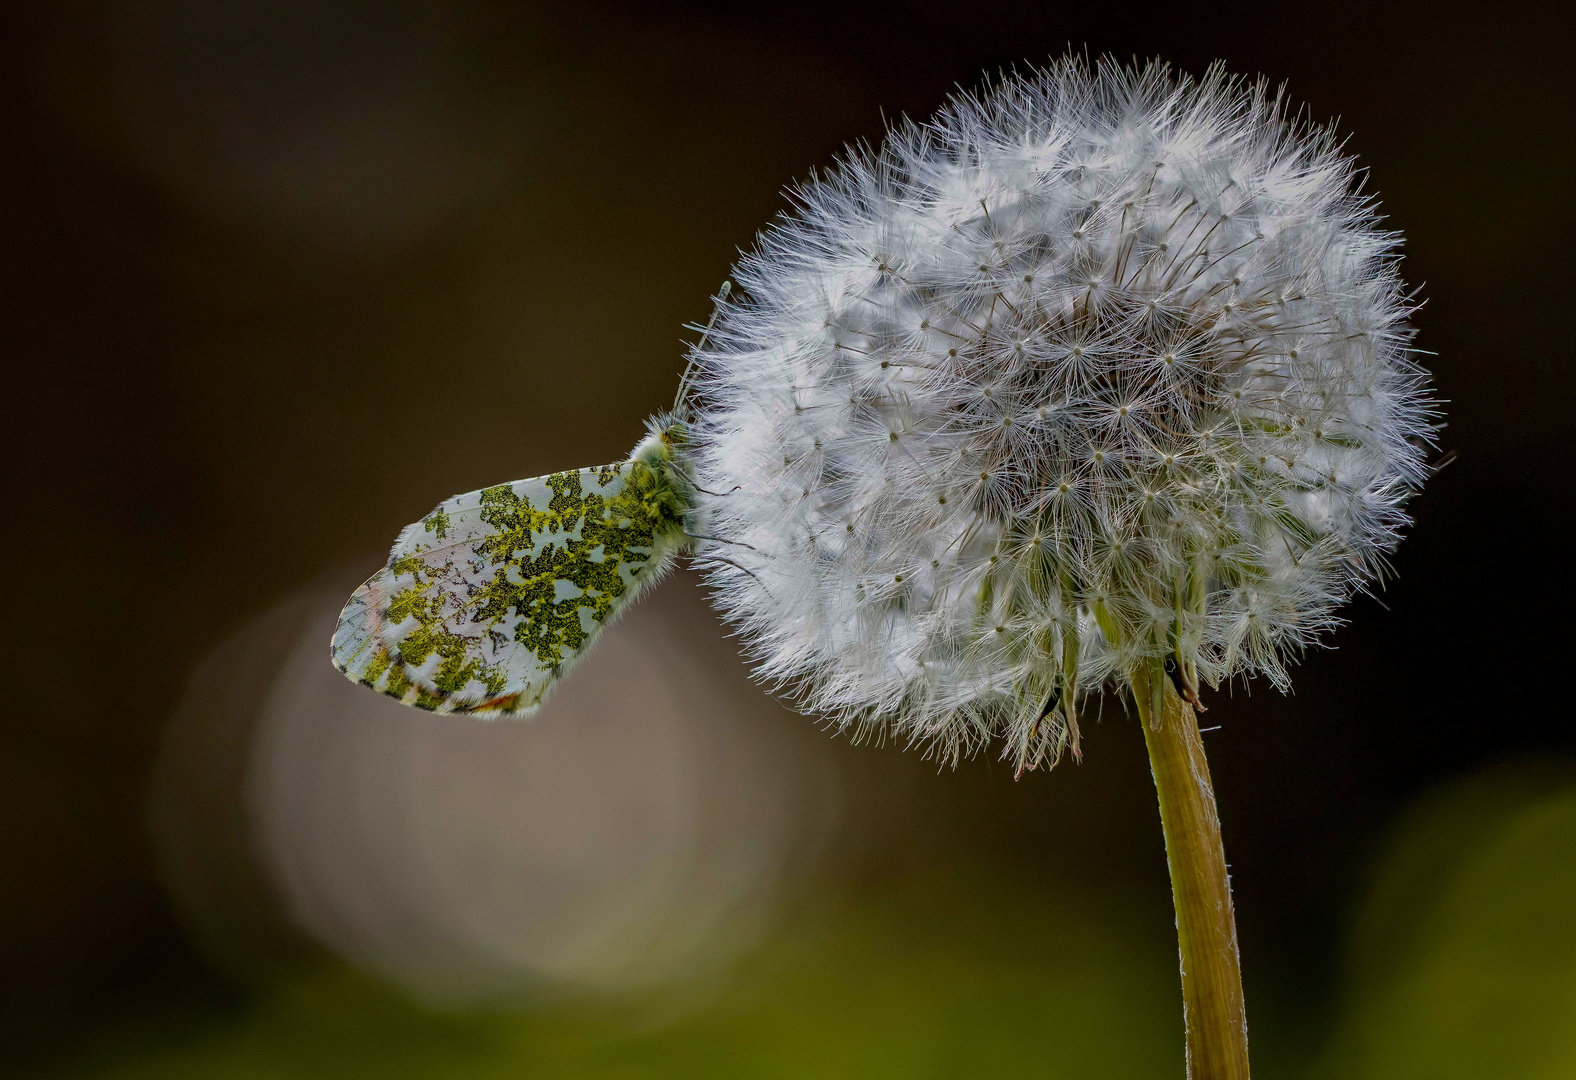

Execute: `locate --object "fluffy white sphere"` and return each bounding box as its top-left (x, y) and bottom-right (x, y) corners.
top-left (690, 57), bottom-right (1436, 768)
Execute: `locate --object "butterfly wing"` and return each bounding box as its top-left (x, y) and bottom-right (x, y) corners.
top-left (332, 460), bottom-right (688, 716)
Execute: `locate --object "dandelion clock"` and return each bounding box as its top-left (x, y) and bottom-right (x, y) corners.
top-left (332, 56), bottom-right (1437, 1079)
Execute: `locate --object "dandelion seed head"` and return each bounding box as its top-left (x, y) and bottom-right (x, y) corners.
top-left (689, 56), bottom-right (1437, 767)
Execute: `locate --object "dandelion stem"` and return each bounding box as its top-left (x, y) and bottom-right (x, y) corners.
top-left (1130, 664), bottom-right (1250, 1080)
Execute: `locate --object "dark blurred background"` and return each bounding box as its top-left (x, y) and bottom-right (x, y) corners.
top-left (4, 2), bottom-right (1574, 1077)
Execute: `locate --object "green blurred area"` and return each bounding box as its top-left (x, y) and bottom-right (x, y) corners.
top-left (36, 872), bottom-right (1180, 1080)
top-left (27, 768), bottom-right (1576, 1080)
top-left (1322, 769), bottom-right (1576, 1080)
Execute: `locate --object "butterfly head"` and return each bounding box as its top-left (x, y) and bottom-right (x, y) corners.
top-left (631, 411), bottom-right (698, 528)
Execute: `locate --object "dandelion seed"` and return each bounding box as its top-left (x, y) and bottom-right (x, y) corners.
top-left (687, 57), bottom-right (1434, 764)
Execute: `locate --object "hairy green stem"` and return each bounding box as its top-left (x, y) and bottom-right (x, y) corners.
top-left (1130, 664), bottom-right (1250, 1080)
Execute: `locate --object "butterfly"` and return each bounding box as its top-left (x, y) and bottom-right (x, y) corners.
top-left (331, 414), bottom-right (699, 716)
top-left (330, 288), bottom-right (733, 716)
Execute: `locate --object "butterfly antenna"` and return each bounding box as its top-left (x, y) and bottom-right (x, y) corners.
top-left (674, 280), bottom-right (731, 416)
top-left (689, 553), bottom-right (773, 597)
top-left (685, 532), bottom-right (758, 552)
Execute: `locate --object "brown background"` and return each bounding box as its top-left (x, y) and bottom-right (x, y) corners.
top-left (3, 0), bottom-right (1573, 1073)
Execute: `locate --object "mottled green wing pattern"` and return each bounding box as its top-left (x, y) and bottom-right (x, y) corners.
top-left (332, 447), bottom-right (691, 717)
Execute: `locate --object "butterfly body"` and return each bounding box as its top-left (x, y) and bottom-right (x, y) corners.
top-left (332, 416), bottom-right (695, 716)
